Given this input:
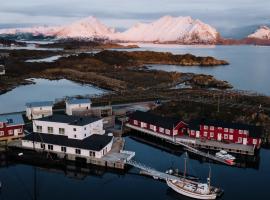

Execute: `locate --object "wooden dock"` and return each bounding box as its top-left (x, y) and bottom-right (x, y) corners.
top-left (7, 136), bottom-right (135, 170)
top-left (126, 123), bottom-right (255, 164)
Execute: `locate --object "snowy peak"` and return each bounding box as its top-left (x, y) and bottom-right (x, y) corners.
top-left (112, 16), bottom-right (219, 44)
top-left (248, 26), bottom-right (270, 40)
top-left (55, 16), bottom-right (115, 38)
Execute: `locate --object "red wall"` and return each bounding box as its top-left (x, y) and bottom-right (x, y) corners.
top-left (0, 122), bottom-right (24, 138)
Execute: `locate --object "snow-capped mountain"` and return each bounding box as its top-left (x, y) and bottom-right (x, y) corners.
top-left (0, 16), bottom-right (219, 44)
top-left (248, 26), bottom-right (270, 40)
top-left (55, 16), bottom-right (115, 39)
top-left (111, 16), bottom-right (219, 44)
top-left (0, 16), bottom-right (115, 39)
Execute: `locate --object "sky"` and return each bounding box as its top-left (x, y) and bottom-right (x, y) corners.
top-left (0, 0), bottom-right (269, 38)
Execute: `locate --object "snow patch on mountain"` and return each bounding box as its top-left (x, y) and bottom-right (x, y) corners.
top-left (111, 16), bottom-right (219, 43)
top-left (248, 26), bottom-right (270, 40)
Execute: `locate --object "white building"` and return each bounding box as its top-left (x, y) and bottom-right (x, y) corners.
top-left (26, 101), bottom-right (54, 120)
top-left (66, 98), bottom-right (91, 116)
top-left (0, 65), bottom-right (5, 75)
top-left (22, 114), bottom-right (113, 159)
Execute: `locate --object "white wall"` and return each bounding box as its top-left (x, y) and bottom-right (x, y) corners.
top-left (33, 119), bottom-right (105, 140)
top-left (66, 102), bottom-right (91, 115)
top-left (26, 106), bottom-right (53, 120)
top-left (22, 137), bottom-right (113, 159)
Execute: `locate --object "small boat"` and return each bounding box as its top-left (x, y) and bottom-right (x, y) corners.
top-left (166, 153), bottom-right (223, 199)
top-left (215, 150), bottom-right (236, 165)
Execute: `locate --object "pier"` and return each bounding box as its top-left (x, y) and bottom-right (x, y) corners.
top-left (126, 123), bottom-right (254, 164)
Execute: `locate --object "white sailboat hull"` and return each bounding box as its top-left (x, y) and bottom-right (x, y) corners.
top-left (167, 180), bottom-right (217, 200)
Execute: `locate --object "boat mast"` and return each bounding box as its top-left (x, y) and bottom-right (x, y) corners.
top-left (208, 165), bottom-right (211, 188)
top-left (183, 152), bottom-right (187, 180)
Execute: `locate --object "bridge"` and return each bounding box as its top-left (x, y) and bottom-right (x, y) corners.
top-left (126, 159), bottom-right (182, 181)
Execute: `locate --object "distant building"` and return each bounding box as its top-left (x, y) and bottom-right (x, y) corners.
top-left (0, 65), bottom-right (5, 75)
top-left (188, 119), bottom-right (263, 147)
top-left (26, 101), bottom-right (54, 120)
top-left (66, 98), bottom-right (91, 116)
top-left (22, 114), bottom-right (112, 159)
top-left (0, 114), bottom-right (25, 141)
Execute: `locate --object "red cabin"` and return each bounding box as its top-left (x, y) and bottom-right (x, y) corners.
top-left (188, 119), bottom-right (263, 148)
top-left (128, 111), bottom-right (188, 137)
top-left (0, 114), bottom-right (25, 142)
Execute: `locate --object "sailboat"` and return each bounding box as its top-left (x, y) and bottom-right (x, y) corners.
top-left (166, 153), bottom-right (223, 199)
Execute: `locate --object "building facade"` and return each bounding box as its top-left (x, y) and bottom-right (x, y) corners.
top-left (128, 111), bottom-right (188, 137)
top-left (22, 114), bottom-right (112, 159)
top-left (66, 98), bottom-right (92, 116)
top-left (0, 114), bottom-right (24, 141)
top-left (26, 101), bottom-right (54, 120)
top-left (188, 119), bottom-right (262, 148)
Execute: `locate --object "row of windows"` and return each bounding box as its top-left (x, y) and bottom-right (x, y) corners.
top-left (134, 120), bottom-right (172, 135)
top-left (37, 126), bottom-right (65, 134)
top-left (203, 125), bottom-right (249, 134)
top-left (40, 143), bottom-right (96, 156)
top-left (0, 129), bottom-right (22, 136)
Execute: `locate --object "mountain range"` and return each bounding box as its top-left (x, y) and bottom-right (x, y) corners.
top-left (0, 16), bottom-right (269, 45)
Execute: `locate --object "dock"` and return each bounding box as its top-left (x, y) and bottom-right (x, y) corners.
top-left (7, 136), bottom-right (135, 170)
top-left (126, 123), bottom-right (254, 164)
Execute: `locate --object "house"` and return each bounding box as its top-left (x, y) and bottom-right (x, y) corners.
top-left (26, 101), bottom-right (54, 120)
top-left (66, 98), bottom-right (92, 116)
top-left (22, 114), bottom-right (113, 159)
top-left (128, 111), bottom-right (188, 137)
top-left (0, 114), bottom-right (25, 141)
top-left (187, 119), bottom-right (263, 148)
top-left (0, 65), bottom-right (5, 75)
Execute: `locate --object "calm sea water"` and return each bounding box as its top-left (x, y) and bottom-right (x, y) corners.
top-left (0, 78), bottom-right (106, 113)
top-left (0, 137), bottom-right (270, 200)
top-left (0, 45), bottom-right (270, 200)
top-left (124, 44), bottom-right (270, 95)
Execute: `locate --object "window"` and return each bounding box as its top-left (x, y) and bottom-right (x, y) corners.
top-left (165, 129), bottom-right (171, 135)
top-left (84, 134), bottom-right (86, 137)
top-left (8, 130), bottom-right (13, 135)
top-left (239, 130), bottom-right (243, 134)
top-left (253, 139), bottom-right (257, 145)
top-left (90, 151), bottom-right (96, 157)
top-left (48, 145), bottom-right (53, 150)
top-left (204, 132), bottom-right (208, 137)
top-left (0, 131), bottom-right (4, 136)
top-left (224, 134), bottom-right (228, 139)
top-left (238, 137), bottom-right (242, 143)
top-left (244, 130), bottom-right (249, 135)
top-left (210, 132), bottom-right (214, 138)
top-left (204, 125), bottom-right (208, 130)
top-left (40, 143), bottom-right (45, 149)
top-left (48, 127), bottom-right (53, 134)
top-left (229, 135), bottom-right (234, 140)
top-left (36, 125), bottom-right (42, 132)
top-left (210, 126), bottom-right (214, 131)
top-left (0, 122), bottom-right (3, 128)
top-left (150, 125), bottom-right (156, 131)
top-left (229, 129), bottom-right (234, 133)
top-left (74, 135), bottom-right (77, 138)
top-left (59, 128), bottom-right (65, 134)
top-left (134, 120), bottom-right (138, 125)
top-left (84, 127), bottom-right (86, 130)
top-left (75, 149), bottom-right (81, 154)
top-left (40, 107), bottom-right (42, 110)
top-left (218, 127), bottom-right (222, 130)
top-left (224, 128), bottom-right (228, 132)
top-left (190, 130), bottom-right (195, 136)
top-left (73, 128), bottom-right (77, 131)
top-left (17, 128), bottom-right (22, 133)
top-left (159, 127), bottom-right (164, 133)
top-left (61, 146), bottom-right (66, 152)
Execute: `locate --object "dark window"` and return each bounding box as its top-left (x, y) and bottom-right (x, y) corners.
top-left (74, 135), bottom-right (77, 138)
top-left (89, 151), bottom-right (95, 157)
top-left (73, 128), bottom-right (76, 131)
top-left (48, 144), bottom-right (53, 150)
top-left (75, 149), bottom-right (81, 154)
top-left (40, 143), bottom-right (45, 149)
top-left (61, 146), bottom-right (66, 152)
